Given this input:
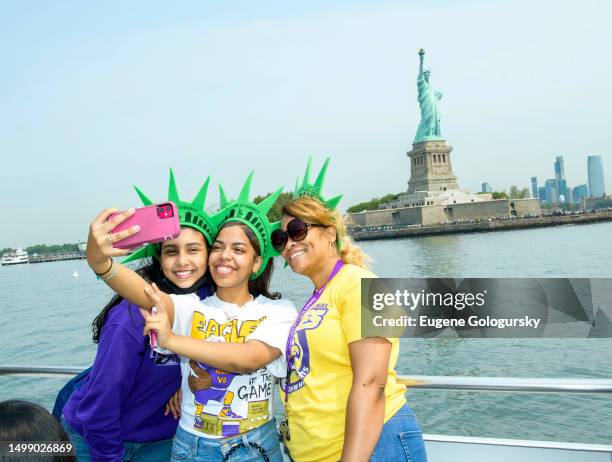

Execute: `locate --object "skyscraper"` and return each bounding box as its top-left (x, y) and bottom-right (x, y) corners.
top-left (538, 186), bottom-right (546, 202)
top-left (554, 156), bottom-right (565, 184)
top-left (481, 182), bottom-right (492, 193)
top-left (558, 179), bottom-right (569, 203)
top-left (544, 179), bottom-right (557, 204)
top-left (531, 177), bottom-right (538, 199)
top-left (554, 156), bottom-right (569, 203)
top-left (587, 155), bottom-right (606, 197)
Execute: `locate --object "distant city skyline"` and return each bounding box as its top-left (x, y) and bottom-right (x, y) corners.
top-left (484, 153), bottom-right (606, 202)
top-left (530, 154), bottom-right (607, 204)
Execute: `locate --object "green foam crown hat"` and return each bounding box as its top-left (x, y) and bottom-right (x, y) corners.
top-left (293, 157), bottom-right (343, 209)
top-left (293, 157), bottom-right (344, 252)
top-left (123, 169), bottom-right (217, 263)
top-left (212, 172), bottom-right (283, 280)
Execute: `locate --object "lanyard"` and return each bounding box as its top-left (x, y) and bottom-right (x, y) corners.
top-left (284, 259), bottom-right (344, 402)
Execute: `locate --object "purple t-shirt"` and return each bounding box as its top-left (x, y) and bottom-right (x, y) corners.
top-left (62, 298), bottom-right (183, 461)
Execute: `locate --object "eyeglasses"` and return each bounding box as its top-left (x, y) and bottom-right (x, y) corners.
top-left (271, 218), bottom-right (324, 252)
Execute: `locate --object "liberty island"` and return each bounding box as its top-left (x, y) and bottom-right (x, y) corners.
top-left (347, 49), bottom-right (612, 240)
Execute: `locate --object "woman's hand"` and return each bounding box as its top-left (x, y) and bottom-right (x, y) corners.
top-left (164, 387), bottom-right (182, 419)
top-left (141, 283), bottom-right (175, 349)
top-left (87, 208), bottom-right (140, 273)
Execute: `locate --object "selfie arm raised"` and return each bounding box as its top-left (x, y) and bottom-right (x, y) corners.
top-left (87, 208), bottom-right (155, 309)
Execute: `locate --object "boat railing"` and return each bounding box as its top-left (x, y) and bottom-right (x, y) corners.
top-left (396, 374), bottom-right (612, 393)
top-left (2, 365), bottom-right (612, 394)
top-left (2, 366), bottom-right (612, 457)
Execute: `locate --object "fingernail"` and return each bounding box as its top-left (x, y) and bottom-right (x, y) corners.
top-left (133, 225), bottom-right (140, 231)
top-left (128, 208), bottom-right (135, 214)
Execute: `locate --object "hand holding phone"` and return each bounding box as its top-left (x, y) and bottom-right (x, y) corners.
top-left (108, 202), bottom-right (180, 249)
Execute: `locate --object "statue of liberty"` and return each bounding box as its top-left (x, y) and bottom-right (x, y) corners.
top-left (414, 49), bottom-right (443, 143)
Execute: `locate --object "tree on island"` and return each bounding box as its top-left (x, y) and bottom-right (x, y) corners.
top-left (510, 185), bottom-right (530, 199)
top-left (253, 192), bottom-right (293, 222)
top-left (346, 193), bottom-right (403, 213)
top-left (491, 191), bottom-right (509, 199)
top-left (491, 186), bottom-right (530, 200)
top-left (1, 243), bottom-right (81, 256)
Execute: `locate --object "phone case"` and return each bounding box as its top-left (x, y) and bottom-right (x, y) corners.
top-left (108, 202), bottom-right (181, 249)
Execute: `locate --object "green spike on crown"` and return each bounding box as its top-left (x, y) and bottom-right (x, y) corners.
top-left (123, 169), bottom-right (217, 264)
top-left (211, 172), bottom-right (283, 280)
top-left (292, 157), bottom-right (343, 210)
top-left (292, 157), bottom-right (344, 254)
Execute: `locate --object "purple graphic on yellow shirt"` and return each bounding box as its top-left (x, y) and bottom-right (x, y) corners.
top-left (188, 360), bottom-right (242, 432)
top-left (281, 304), bottom-right (329, 395)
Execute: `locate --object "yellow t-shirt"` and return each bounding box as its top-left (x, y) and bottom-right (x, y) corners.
top-left (280, 264), bottom-right (406, 462)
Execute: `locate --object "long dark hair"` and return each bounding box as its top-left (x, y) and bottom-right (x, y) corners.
top-left (212, 221), bottom-right (280, 300)
top-left (92, 246), bottom-right (210, 343)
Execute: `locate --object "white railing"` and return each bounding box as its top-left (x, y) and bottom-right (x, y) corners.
top-left (2, 366), bottom-right (612, 394)
top-left (396, 375), bottom-right (612, 393)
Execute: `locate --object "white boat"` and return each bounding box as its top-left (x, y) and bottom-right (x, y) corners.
top-left (1, 248), bottom-right (29, 266)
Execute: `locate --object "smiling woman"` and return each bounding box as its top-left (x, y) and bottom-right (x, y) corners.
top-left (277, 159), bottom-right (427, 462)
top-left (160, 228), bottom-right (208, 289)
top-left (60, 171), bottom-right (216, 462)
top-left (210, 221), bottom-right (280, 301)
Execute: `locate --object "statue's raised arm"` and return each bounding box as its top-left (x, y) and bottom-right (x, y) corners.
top-left (414, 49), bottom-right (443, 143)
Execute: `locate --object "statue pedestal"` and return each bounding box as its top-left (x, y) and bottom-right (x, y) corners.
top-left (407, 140), bottom-right (459, 193)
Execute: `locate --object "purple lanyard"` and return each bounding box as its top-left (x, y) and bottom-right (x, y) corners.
top-left (284, 259), bottom-right (344, 402)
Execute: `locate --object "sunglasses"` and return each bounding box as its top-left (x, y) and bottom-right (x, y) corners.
top-left (271, 218), bottom-right (324, 252)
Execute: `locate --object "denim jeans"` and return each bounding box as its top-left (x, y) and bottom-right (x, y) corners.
top-left (61, 417), bottom-right (173, 462)
top-left (370, 404), bottom-right (428, 462)
top-left (171, 419), bottom-right (283, 462)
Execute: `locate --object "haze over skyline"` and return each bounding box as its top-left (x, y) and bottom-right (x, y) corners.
top-left (1, 0), bottom-right (611, 248)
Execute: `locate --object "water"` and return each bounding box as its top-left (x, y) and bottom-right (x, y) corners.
top-left (1, 222), bottom-right (611, 444)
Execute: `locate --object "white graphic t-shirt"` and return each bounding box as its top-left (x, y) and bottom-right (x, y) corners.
top-left (166, 293), bottom-right (296, 439)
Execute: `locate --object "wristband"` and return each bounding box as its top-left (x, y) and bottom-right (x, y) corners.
top-left (94, 258), bottom-right (113, 276)
top-left (97, 262), bottom-right (117, 282)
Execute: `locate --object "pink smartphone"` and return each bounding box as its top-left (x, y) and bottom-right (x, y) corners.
top-left (108, 202), bottom-right (181, 249)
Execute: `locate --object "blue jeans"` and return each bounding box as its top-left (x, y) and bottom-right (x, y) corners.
top-left (171, 419), bottom-right (283, 462)
top-left (61, 417), bottom-right (173, 462)
top-left (371, 404), bottom-right (428, 462)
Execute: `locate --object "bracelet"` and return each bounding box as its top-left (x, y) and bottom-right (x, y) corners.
top-left (97, 261), bottom-right (117, 282)
top-left (93, 258), bottom-right (113, 276)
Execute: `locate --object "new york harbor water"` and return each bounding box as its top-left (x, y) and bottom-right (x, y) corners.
top-left (1, 222), bottom-right (611, 445)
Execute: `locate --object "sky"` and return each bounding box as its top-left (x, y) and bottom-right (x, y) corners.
top-left (1, 0), bottom-right (611, 248)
